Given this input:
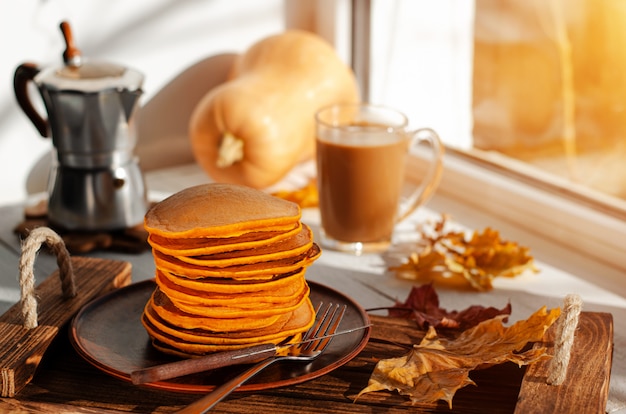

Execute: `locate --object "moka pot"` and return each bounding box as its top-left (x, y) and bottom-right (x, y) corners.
top-left (14, 21), bottom-right (148, 231)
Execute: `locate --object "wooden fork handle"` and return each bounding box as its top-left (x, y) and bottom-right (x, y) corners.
top-left (176, 357), bottom-right (280, 414)
top-left (131, 343), bottom-right (277, 385)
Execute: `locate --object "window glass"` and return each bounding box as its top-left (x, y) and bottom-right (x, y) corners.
top-left (365, 0), bottom-right (626, 205)
top-left (368, 0), bottom-right (474, 150)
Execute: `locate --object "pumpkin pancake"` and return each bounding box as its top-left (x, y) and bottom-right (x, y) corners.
top-left (174, 224), bottom-right (313, 268)
top-left (155, 268), bottom-right (307, 306)
top-left (168, 283), bottom-right (308, 312)
top-left (157, 267), bottom-right (305, 294)
top-left (141, 299), bottom-right (314, 355)
top-left (145, 298), bottom-right (314, 340)
top-left (166, 282), bottom-right (309, 317)
top-left (148, 289), bottom-right (284, 331)
top-left (148, 222), bottom-right (302, 256)
top-left (147, 334), bottom-right (301, 358)
top-left (144, 183), bottom-right (301, 239)
top-left (152, 243), bottom-right (321, 280)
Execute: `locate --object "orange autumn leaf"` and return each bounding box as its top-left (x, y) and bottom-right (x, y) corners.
top-left (357, 305), bottom-right (561, 408)
top-left (271, 179), bottom-right (318, 208)
top-left (391, 215), bottom-right (538, 291)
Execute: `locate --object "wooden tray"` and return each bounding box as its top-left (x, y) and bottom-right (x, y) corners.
top-left (0, 256), bottom-right (132, 398)
top-left (0, 309), bottom-right (612, 413)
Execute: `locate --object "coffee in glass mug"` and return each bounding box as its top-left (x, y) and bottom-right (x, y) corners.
top-left (315, 103), bottom-right (444, 254)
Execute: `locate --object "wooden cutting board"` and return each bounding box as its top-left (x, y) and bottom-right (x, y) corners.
top-left (0, 309), bottom-right (612, 413)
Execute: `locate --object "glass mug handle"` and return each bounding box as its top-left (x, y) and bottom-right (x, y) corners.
top-left (396, 127), bottom-right (444, 222)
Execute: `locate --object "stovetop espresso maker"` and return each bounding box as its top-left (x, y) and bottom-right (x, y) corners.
top-left (14, 21), bottom-right (148, 231)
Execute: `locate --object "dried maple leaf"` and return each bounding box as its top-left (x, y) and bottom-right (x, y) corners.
top-left (388, 284), bottom-right (511, 331)
top-left (357, 305), bottom-right (561, 407)
top-left (271, 179), bottom-right (318, 208)
top-left (391, 215), bottom-right (538, 291)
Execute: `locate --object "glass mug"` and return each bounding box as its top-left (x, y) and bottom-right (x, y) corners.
top-left (315, 103), bottom-right (444, 254)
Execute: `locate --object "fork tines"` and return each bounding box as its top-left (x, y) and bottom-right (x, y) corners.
top-left (301, 302), bottom-right (347, 352)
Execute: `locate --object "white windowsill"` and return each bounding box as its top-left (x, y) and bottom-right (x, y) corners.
top-left (414, 147), bottom-right (626, 298)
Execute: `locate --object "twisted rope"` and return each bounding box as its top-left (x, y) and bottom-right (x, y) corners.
top-left (547, 293), bottom-right (583, 385)
top-left (18, 227), bottom-right (76, 329)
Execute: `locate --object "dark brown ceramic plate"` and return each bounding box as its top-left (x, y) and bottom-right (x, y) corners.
top-left (69, 279), bottom-right (371, 393)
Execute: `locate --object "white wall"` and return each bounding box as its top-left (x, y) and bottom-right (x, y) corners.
top-left (0, 0), bottom-right (285, 205)
top-left (0, 0), bottom-right (475, 206)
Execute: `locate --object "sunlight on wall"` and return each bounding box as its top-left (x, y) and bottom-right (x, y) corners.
top-left (0, 0), bottom-right (284, 205)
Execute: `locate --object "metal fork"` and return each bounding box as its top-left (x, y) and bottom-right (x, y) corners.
top-left (176, 302), bottom-right (346, 414)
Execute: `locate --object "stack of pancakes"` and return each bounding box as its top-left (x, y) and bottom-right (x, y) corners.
top-left (141, 183), bottom-right (321, 357)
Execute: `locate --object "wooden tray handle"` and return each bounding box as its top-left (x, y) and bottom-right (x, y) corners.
top-left (19, 227), bottom-right (76, 329)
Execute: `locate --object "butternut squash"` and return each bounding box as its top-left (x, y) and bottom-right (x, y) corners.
top-left (189, 30), bottom-right (360, 189)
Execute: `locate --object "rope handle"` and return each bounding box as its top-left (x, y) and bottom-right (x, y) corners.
top-left (547, 293), bottom-right (582, 385)
top-left (18, 227), bottom-right (76, 329)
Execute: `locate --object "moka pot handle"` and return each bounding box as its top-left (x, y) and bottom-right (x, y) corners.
top-left (14, 62), bottom-right (49, 138)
